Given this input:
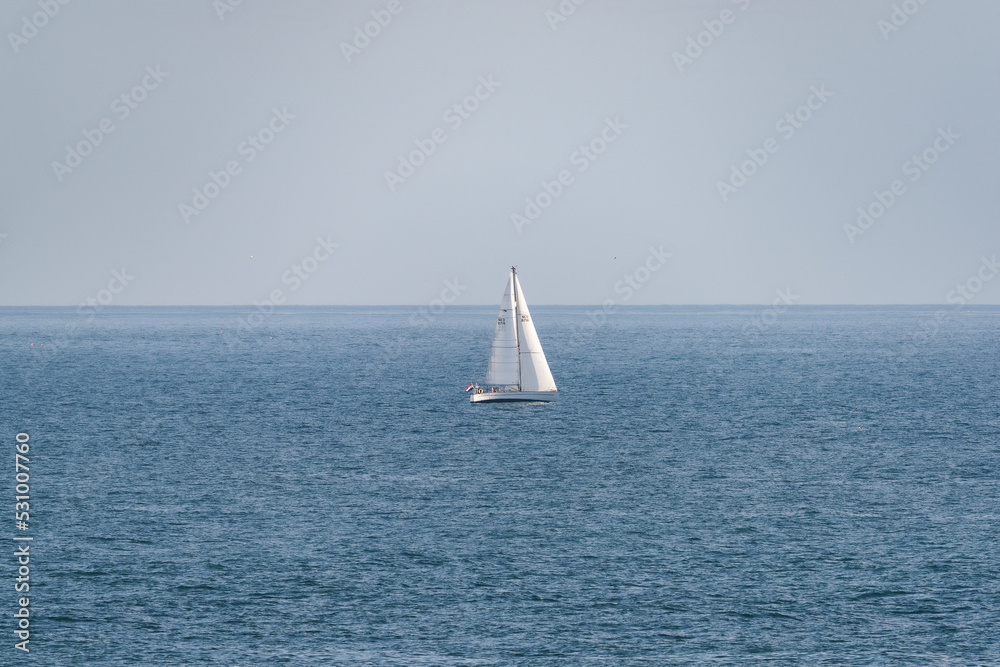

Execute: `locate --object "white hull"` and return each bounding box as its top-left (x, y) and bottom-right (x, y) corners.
top-left (470, 390), bottom-right (558, 403)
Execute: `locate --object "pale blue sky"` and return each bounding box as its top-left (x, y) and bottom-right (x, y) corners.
top-left (1, 0), bottom-right (997, 305)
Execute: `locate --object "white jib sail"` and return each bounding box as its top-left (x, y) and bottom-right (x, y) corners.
top-left (513, 274), bottom-right (557, 392)
top-left (485, 271), bottom-right (520, 386)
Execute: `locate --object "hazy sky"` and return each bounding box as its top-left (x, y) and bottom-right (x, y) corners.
top-left (1, 0), bottom-right (997, 305)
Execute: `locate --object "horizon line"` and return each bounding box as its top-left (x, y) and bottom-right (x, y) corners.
top-left (2, 303), bottom-right (999, 309)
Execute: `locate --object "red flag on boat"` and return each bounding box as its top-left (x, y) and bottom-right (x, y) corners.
top-left (465, 383), bottom-right (474, 392)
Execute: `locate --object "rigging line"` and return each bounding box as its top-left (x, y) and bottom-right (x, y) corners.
top-left (513, 267), bottom-right (521, 391)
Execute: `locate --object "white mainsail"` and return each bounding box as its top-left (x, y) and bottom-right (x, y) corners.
top-left (484, 271), bottom-right (520, 386)
top-left (513, 274), bottom-right (557, 392)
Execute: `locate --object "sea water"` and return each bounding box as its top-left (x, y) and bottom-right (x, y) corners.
top-left (1, 306), bottom-right (998, 664)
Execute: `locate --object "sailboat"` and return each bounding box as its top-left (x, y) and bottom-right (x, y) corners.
top-left (469, 267), bottom-right (558, 403)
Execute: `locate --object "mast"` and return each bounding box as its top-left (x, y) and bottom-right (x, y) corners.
top-left (512, 266), bottom-right (521, 390)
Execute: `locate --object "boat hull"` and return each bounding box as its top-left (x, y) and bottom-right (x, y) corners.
top-left (470, 390), bottom-right (558, 404)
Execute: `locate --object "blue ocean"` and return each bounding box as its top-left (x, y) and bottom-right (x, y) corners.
top-left (2, 306), bottom-right (998, 664)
